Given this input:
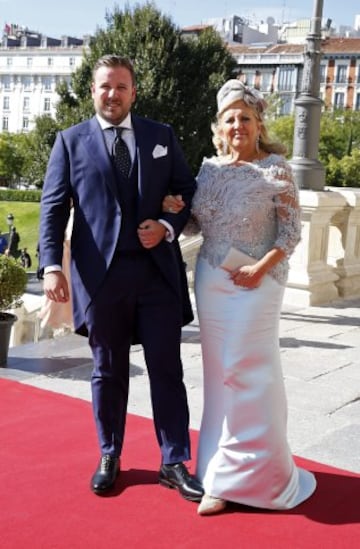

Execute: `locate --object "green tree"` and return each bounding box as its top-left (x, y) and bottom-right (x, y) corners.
top-left (21, 115), bottom-right (59, 188)
top-left (0, 133), bottom-right (25, 187)
top-left (266, 114), bottom-right (295, 157)
top-left (318, 112), bottom-right (350, 165)
top-left (55, 2), bottom-right (236, 171)
top-left (326, 149), bottom-right (360, 187)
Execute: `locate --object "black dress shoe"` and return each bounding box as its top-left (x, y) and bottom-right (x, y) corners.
top-left (159, 463), bottom-right (204, 502)
top-left (91, 455), bottom-right (120, 495)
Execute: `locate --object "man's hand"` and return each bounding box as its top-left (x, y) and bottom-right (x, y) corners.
top-left (43, 271), bottom-right (70, 302)
top-left (137, 220), bottom-right (167, 249)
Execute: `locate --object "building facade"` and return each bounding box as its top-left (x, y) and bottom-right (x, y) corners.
top-left (229, 37), bottom-right (360, 115)
top-left (0, 28), bottom-right (89, 133)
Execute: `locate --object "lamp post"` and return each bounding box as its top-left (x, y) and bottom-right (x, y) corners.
top-left (290, 0), bottom-right (325, 190)
top-left (6, 213), bottom-right (14, 229)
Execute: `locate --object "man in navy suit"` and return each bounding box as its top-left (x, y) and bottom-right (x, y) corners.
top-left (39, 55), bottom-right (203, 501)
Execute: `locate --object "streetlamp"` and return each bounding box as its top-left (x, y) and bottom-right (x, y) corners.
top-left (290, 0), bottom-right (325, 190)
top-left (6, 213), bottom-right (14, 229)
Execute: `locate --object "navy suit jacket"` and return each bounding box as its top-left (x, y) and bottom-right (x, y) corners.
top-left (40, 114), bottom-right (196, 335)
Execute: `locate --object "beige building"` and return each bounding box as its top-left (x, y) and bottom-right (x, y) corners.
top-left (229, 37), bottom-right (360, 114)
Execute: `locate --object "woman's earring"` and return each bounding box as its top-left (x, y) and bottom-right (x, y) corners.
top-left (222, 139), bottom-right (228, 155)
top-left (255, 135), bottom-right (260, 154)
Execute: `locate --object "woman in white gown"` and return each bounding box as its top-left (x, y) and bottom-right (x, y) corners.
top-left (164, 79), bottom-right (316, 515)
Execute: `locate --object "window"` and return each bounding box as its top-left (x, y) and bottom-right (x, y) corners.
top-left (44, 77), bottom-right (52, 91)
top-left (279, 95), bottom-right (293, 115)
top-left (23, 76), bottom-right (32, 91)
top-left (357, 68), bottom-right (360, 83)
top-left (278, 67), bottom-right (296, 91)
top-left (44, 97), bottom-right (51, 112)
top-left (260, 72), bottom-right (273, 92)
top-left (3, 96), bottom-right (10, 110)
top-left (247, 73), bottom-right (256, 87)
top-left (334, 92), bottom-right (345, 109)
top-left (23, 97), bottom-right (30, 111)
top-left (239, 71), bottom-right (249, 85)
top-left (3, 76), bottom-right (11, 90)
top-left (22, 117), bottom-right (29, 130)
top-left (355, 93), bottom-right (360, 111)
top-left (2, 117), bottom-right (9, 131)
top-left (336, 65), bottom-right (347, 84)
top-left (319, 64), bottom-right (326, 83)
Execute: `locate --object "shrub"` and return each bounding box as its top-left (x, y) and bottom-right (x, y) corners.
top-left (0, 255), bottom-right (28, 317)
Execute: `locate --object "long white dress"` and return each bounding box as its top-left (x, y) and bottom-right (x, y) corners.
top-left (187, 154), bottom-right (316, 509)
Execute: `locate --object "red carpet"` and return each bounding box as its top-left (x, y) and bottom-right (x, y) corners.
top-left (1, 378), bottom-right (359, 549)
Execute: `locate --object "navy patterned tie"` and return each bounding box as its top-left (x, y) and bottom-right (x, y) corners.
top-left (113, 127), bottom-right (131, 177)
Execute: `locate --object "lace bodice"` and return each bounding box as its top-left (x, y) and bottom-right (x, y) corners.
top-left (184, 154), bottom-right (301, 286)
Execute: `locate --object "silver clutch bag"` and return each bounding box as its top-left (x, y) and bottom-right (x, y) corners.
top-left (220, 247), bottom-right (257, 272)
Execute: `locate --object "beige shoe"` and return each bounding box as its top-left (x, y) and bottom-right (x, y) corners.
top-left (197, 494), bottom-right (227, 516)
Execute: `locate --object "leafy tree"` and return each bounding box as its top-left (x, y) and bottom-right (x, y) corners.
top-left (0, 133), bottom-right (25, 187)
top-left (340, 149), bottom-right (360, 187)
top-left (21, 115), bottom-right (60, 188)
top-left (55, 2), bottom-right (236, 171)
top-left (326, 154), bottom-right (345, 186)
top-left (266, 114), bottom-right (295, 157)
top-left (326, 149), bottom-right (360, 187)
top-left (318, 112), bottom-right (350, 165)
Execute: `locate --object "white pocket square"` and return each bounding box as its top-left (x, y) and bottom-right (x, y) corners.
top-left (152, 144), bottom-right (168, 159)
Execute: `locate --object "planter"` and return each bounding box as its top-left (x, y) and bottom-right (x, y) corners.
top-left (0, 312), bottom-right (17, 367)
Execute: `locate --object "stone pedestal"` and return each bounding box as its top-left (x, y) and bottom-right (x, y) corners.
top-left (287, 187), bottom-right (360, 305)
top-left (286, 189), bottom-right (344, 306)
top-left (328, 187), bottom-right (360, 299)
top-left (9, 294), bottom-right (42, 347)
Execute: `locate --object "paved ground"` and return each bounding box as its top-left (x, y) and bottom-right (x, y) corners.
top-left (1, 286), bottom-right (359, 475)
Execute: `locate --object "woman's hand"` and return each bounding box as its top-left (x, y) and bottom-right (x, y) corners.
top-left (229, 265), bottom-right (263, 289)
top-left (162, 194), bottom-right (185, 214)
top-left (229, 248), bottom-right (285, 289)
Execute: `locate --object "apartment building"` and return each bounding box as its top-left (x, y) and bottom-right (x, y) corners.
top-left (0, 28), bottom-right (89, 133)
top-left (229, 37), bottom-right (360, 114)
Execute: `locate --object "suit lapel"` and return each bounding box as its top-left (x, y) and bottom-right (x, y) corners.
top-left (81, 117), bottom-right (119, 199)
top-left (132, 115), bottom-right (155, 202)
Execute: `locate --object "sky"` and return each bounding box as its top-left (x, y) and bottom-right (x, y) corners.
top-left (0, 1), bottom-right (359, 39)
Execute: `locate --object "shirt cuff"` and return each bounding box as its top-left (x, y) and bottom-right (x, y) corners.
top-left (158, 219), bottom-right (175, 242)
top-left (44, 265), bottom-right (62, 274)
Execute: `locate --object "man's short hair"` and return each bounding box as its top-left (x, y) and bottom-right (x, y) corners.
top-left (92, 55), bottom-right (136, 86)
